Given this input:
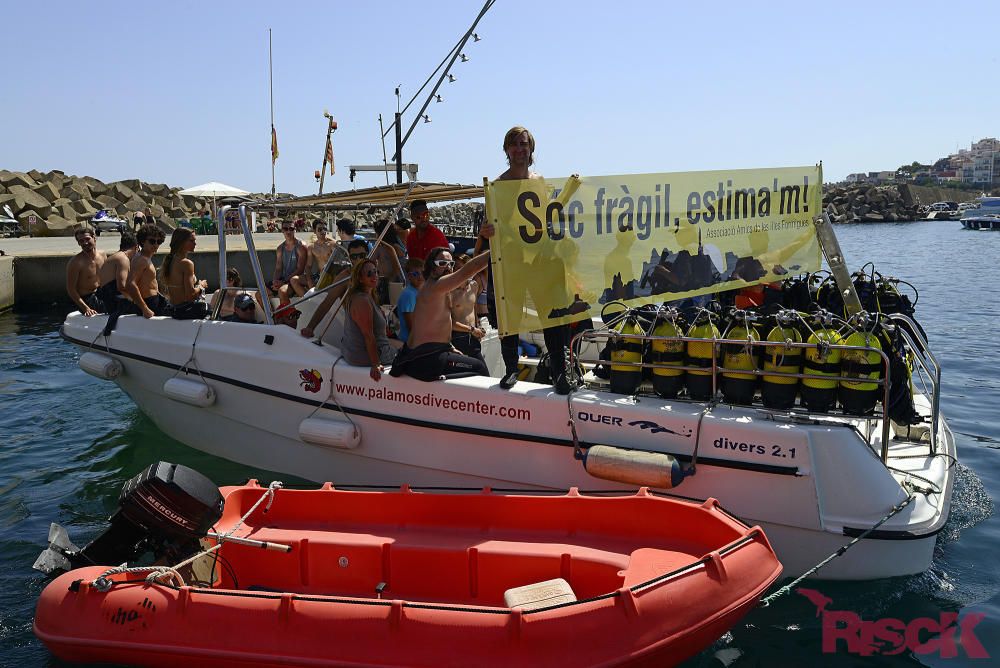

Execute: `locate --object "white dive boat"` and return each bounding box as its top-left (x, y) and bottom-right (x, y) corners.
top-left (960, 196), bottom-right (1000, 230)
top-left (61, 183), bottom-right (955, 582)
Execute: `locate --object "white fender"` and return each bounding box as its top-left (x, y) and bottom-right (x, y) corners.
top-left (79, 352), bottom-right (122, 380)
top-left (163, 377), bottom-right (216, 407)
top-left (299, 417), bottom-right (361, 449)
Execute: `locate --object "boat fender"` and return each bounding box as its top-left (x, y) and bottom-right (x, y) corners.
top-left (79, 352), bottom-right (122, 380)
top-left (163, 377), bottom-right (216, 407)
top-left (299, 417), bottom-right (361, 449)
top-left (584, 445), bottom-right (689, 489)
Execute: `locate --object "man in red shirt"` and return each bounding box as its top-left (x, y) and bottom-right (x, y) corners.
top-left (404, 199), bottom-right (448, 261)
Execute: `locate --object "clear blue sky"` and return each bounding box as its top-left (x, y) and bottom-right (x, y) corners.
top-left (5, 1), bottom-right (998, 195)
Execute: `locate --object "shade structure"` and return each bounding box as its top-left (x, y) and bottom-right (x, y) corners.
top-left (178, 182), bottom-right (251, 198)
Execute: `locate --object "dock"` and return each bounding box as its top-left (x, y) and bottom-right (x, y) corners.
top-left (0, 233), bottom-right (295, 311)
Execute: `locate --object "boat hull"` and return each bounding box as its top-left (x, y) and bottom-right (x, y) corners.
top-left (35, 487), bottom-right (782, 668)
top-left (61, 313), bottom-right (956, 580)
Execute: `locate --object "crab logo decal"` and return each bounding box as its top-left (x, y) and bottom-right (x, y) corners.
top-left (299, 368), bottom-right (322, 393)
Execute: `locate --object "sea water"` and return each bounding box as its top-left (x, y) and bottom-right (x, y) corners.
top-left (1, 221), bottom-right (998, 666)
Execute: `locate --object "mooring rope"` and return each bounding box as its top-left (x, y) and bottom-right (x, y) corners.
top-left (759, 493), bottom-right (916, 607)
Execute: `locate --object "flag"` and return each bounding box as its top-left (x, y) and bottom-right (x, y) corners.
top-left (271, 125), bottom-right (279, 164)
top-left (325, 135), bottom-right (335, 175)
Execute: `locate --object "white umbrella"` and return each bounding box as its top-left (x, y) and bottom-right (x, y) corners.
top-left (178, 181), bottom-right (251, 218)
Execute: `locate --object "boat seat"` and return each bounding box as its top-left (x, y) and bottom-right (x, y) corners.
top-left (620, 547), bottom-right (704, 588)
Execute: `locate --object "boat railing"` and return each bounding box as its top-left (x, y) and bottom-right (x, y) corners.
top-left (888, 313), bottom-right (941, 450)
top-left (570, 329), bottom-right (897, 461)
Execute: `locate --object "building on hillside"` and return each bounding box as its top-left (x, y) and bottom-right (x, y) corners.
top-left (845, 173), bottom-right (867, 184)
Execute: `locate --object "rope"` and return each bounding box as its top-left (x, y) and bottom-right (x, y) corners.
top-left (169, 320), bottom-right (209, 385)
top-left (305, 356), bottom-right (360, 439)
top-left (92, 481), bottom-right (283, 591)
top-left (759, 494), bottom-right (916, 607)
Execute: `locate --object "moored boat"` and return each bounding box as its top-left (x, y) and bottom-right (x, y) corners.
top-left (959, 196), bottom-right (1000, 230)
top-left (34, 463), bottom-right (782, 667)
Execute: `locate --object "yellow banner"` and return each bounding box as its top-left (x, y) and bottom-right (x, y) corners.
top-left (485, 165), bottom-right (823, 336)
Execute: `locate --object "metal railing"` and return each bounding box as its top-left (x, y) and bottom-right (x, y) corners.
top-left (569, 329), bottom-right (903, 462)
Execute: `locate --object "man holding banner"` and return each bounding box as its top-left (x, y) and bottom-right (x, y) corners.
top-left (484, 126), bottom-right (573, 393)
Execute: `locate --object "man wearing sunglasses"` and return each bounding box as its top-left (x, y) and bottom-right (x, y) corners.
top-left (222, 293), bottom-right (260, 324)
top-left (300, 239), bottom-right (369, 339)
top-left (404, 199), bottom-right (448, 262)
top-left (271, 220), bottom-right (308, 307)
top-left (389, 232), bottom-right (494, 382)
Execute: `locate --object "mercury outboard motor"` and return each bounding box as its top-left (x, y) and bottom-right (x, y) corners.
top-left (34, 462), bottom-right (224, 575)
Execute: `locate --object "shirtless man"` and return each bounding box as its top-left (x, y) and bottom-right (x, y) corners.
top-left (389, 238), bottom-right (493, 382)
top-left (96, 229), bottom-right (138, 310)
top-left (449, 265), bottom-right (487, 364)
top-left (125, 224), bottom-right (167, 318)
top-left (66, 228), bottom-right (106, 316)
top-left (305, 220), bottom-right (336, 290)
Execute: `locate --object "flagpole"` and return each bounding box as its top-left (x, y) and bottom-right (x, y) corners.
top-left (269, 28), bottom-right (276, 199)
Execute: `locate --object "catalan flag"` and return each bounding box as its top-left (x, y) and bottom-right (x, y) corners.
top-left (325, 135), bottom-right (335, 175)
top-left (271, 125), bottom-right (279, 164)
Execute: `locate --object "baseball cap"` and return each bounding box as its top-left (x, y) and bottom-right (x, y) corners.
top-left (234, 294), bottom-right (256, 311)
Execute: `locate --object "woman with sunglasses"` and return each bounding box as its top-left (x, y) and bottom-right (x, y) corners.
top-left (389, 235), bottom-right (494, 382)
top-left (270, 220), bottom-right (308, 307)
top-left (341, 259), bottom-right (399, 381)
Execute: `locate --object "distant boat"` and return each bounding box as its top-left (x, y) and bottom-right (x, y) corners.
top-left (959, 196), bottom-right (1000, 230)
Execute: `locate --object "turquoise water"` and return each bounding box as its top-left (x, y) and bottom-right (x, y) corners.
top-left (1, 221), bottom-right (998, 666)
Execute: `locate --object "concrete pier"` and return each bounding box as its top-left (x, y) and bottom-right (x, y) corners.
top-left (0, 232), bottom-right (300, 310)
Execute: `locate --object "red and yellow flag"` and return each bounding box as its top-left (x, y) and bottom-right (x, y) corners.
top-left (325, 135), bottom-right (335, 175)
top-left (271, 125), bottom-right (279, 163)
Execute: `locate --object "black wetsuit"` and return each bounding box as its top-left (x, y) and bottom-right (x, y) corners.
top-left (78, 291), bottom-right (105, 314)
top-left (389, 342), bottom-right (488, 381)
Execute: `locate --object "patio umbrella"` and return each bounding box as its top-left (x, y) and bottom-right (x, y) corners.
top-left (178, 181), bottom-right (251, 218)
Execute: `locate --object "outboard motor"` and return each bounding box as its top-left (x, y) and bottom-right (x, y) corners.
top-left (34, 462), bottom-right (224, 575)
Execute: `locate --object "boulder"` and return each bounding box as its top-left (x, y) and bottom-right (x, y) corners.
top-left (168, 207), bottom-right (187, 219)
top-left (110, 182), bottom-right (136, 202)
top-left (81, 176), bottom-right (107, 195)
top-left (149, 203), bottom-right (166, 218)
top-left (148, 182), bottom-right (171, 196)
top-left (0, 171), bottom-right (39, 189)
top-left (124, 196), bottom-right (147, 213)
top-left (864, 212), bottom-right (885, 222)
top-left (71, 199), bottom-right (98, 216)
top-left (0, 193), bottom-right (16, 212)
top-left (95, 194), bottom-right (124, 211)
top-left (26, 169), bottom-right (45, 182)
top-left (33, 181), bottom-right (62, 203)
top-left (62, 182), bottom-right (93, 201)
top-left (9, 185), bottom-right (53, 215)
top-left (118, 178), bottom-right (142, 191)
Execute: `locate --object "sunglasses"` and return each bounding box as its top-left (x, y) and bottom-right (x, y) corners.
top-left (349, 253), bottom-right (367, 260)
top-left (363, 269), bottom-right (379, 278)
top-left (282, 227), bottom-right (294, 232)
top-left (236, 302), bottom-right (255, 311)
top-left (433, 259), bottom-right (455, 269)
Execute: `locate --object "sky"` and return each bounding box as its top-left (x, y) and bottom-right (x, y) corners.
top-left (5, 0), bottom-right (999, 196)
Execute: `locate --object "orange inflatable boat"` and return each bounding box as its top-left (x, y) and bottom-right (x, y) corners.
top-left (35, 468), bottom-right (781, 667)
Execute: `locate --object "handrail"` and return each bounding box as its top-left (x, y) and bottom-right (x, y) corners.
top-left (888, 314), bottom-right (941, 450)
top-left (569, 329), bottom-right (895, 462)
top-left (238, 205), bottom-right (274, 325)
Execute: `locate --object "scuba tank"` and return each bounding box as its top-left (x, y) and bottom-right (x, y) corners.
top-left (647, 307), bottom-right (685, 399)
top-left (685, 309), bottom-right (720, 401)
top-left (839, 311), bottom-right (884, 416)
top-left (609, 311), bottom-right (644, 395)
top-left (721, 310), bottom-right (760, 405)
top-left (800, 311), bottom-right (842, 413)
top-left (761, 309), bottom-right (803, 410)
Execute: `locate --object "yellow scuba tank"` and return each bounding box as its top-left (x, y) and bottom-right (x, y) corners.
top-left (839, 312), bottom-right (884, 415)
top-left (685, 310), bottom-right (720, 401)
top-left (610, 313), bottom-right (643, 395)
top-left (648, 308), bottom-right (685, 399)
top-left (801, 311), bottom-right (842, 413)
top-left (721, 310), bottom-right (760, 405)
top-left (761, 309), bottom-right (803, 410)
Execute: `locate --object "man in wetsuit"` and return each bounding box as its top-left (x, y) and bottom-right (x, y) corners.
top-left (66, 227), bottom-right (106, 316)
top-left (126, 224), bottom-right (167, 318)
top-left (389, 237), bottom-right (493, 382)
